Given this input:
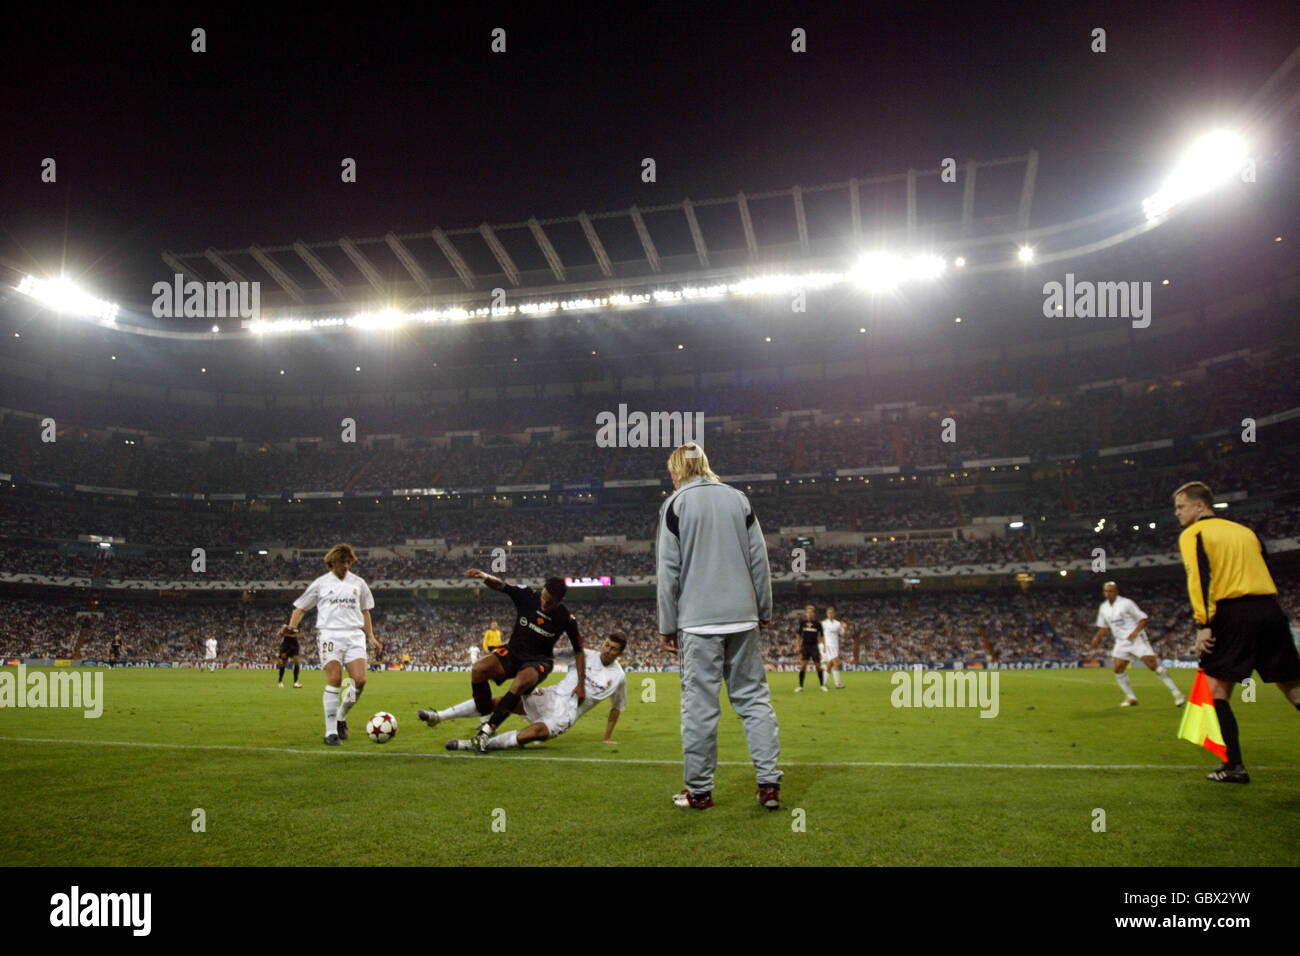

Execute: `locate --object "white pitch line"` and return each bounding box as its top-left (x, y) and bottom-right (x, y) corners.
top-left (0, 735), bottom-right (1295, 771)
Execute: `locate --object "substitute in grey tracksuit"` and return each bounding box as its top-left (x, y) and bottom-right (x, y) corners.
top-left (656, 443), bottom-right (782, 797)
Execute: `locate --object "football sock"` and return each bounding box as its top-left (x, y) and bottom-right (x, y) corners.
top-left (1153, 666), bottom-right (1181, 695)
top-left (489, 691), bottom-right (519, 729)
top-left (472, 681), bottom-right (493, 715)
top-left (799, 670), bottom-right (806, 687)
top-left (1115, 671), bottom-right (1135, 699)
top-left (278, 666), bottom-right (285, 682)
top-left (438, 699), bottom-right (481, 721)
top-left (486, 730), bottom-right (521, 750)
top-left (323, 685), bottom-right (340, 735)
top-left (339, 683), bottom-right (363, 720)
top-left (817, 668), bottom-right (825, 686)
top-left (293, 665), bottom-right (300, 682)
top-left (1213, 699), bottom-right (1243, 765)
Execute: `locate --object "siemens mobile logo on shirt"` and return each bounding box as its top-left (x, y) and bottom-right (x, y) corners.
top-left (323, 596), bottom-right (359, 607)
top-left (519, 615), bottom-right (555, 636)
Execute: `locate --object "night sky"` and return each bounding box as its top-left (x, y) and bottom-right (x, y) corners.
top-left (1, 1), bottom-right (1297, 301)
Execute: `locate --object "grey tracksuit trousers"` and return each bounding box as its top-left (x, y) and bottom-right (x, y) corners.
top-left (679, 626), bottom-right (782, 793)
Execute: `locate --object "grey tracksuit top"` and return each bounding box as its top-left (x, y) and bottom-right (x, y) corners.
top-left (655, 476), bottom-right (773, 634)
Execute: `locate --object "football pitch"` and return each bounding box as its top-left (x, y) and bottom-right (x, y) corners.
top-left (2, 667), bottom-right (1297, 867)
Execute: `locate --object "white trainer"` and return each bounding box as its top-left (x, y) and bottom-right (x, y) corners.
top-left (1120, 698), bottom-right (1139, 707)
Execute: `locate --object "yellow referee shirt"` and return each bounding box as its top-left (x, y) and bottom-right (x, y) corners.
top-left (1178, 516), bottom-right (1278, 626)
top-left (482, 628), bottom-right (502, 653)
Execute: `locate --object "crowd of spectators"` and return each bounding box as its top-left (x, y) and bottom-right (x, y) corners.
top-left (2, 350), bottom-right (1298, 495)
top-left (1, 314), bottom-right (1291, 441)
top-left (2, 440), bottom-right (1297, 557)
top-left (5, 579), bottom-right (1296, 669)
top-left (3, 492), bottom-right (1298, 583)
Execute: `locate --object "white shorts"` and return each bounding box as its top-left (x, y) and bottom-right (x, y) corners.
top-left (204, 650), bottom-right (216, 660)
top-left (521, 686), bottom-right (579, 738)
top-left (318, 630), bottom-right (368, 667)
top-left (822, 640), bottom-right (840, 661)
top-left (1112, 635), bottom-right (1156, 664)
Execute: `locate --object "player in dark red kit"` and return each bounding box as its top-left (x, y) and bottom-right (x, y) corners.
top-left (448, 569), bottom-right (585, 753)
top-left (795, 604), bottom-right (826, 692)
top-left (277, 629), bottom-right (302, 688)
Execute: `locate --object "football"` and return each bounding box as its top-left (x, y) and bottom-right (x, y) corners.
top-left (366, 713), bottom-right (398, 743)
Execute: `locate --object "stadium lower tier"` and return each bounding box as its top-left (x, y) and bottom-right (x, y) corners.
top-left (4, 579), bottom-right (1296, 670)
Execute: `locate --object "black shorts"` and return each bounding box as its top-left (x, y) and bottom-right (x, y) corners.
top-left (801, 643), bottom-right (821, 663)
top-left (1202, 595), bottom-right (1300, 684)
top-left (279, 638), bottom-right (300, 659)
top-left (109, 648), bottom-right (120, 660)
top-left (490, 646), bottom-right (552, 686)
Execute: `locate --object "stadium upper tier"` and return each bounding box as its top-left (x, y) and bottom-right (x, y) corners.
top-left (2, 447), bottom-right (1299, 543)
top-left (0, 299), bottom-right (1294, 442)
top-left (3, 503), bottom-right (1298, 582)
top-left (1, 347), bottom-right (1297, 496)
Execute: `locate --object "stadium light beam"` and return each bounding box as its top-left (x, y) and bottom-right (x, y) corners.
top-left (15, 274), bottom-right (120, 323)
top-left (848, 252), bottom-right (946, 292)
top-left (1142, 130), bottom-right (1247, 221)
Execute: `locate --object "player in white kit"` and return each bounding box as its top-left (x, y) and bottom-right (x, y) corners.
top-left (203, 637), bottom-right (218, 672)
top-left (423, 633), bottom-right (629, 751)
top-left (821, 606), bottom-right (847, 688)
top-left (281, 544), bottom-right (383, 745)
top-left (1091, 581), bottom-right (1185, 707)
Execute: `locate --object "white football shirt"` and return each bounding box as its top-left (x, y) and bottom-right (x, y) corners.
top-left (205, 638), bottom-right (217, 655)
top-left (294, 571), bottom-right (375, 632)
top-left (1095, 596), bottom-right (1146, 643)
top-left (553, 647), bottom-right (628, 719)
top-left (820, 619), bottom-right (845, 644)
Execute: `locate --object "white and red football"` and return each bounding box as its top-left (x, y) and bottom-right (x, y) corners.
top-left (366, 712), bottom-right (398, 743)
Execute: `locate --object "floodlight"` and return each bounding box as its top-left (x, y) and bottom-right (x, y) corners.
top-left (1142, 130), bottom-right (1247, 221)
top-left (15, 274), bottom-right (119, 322)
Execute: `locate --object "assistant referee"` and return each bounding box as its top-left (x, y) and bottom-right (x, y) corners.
top-left (1174, 481), bottom-right (1300, 784)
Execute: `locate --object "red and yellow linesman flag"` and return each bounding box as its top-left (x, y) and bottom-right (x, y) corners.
top-left (1177, 669), bottom-right (1227, 760)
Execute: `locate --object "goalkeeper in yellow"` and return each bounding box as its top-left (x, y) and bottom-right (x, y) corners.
top-left (483, 621), bottom-right (503, 655)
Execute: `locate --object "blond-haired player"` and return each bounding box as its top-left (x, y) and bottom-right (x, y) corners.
top-left (281, 544), bottom-right (382, 745)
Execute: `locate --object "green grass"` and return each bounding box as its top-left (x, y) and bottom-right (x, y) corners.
top-left (1, 666), bottom-right (1297, 866)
